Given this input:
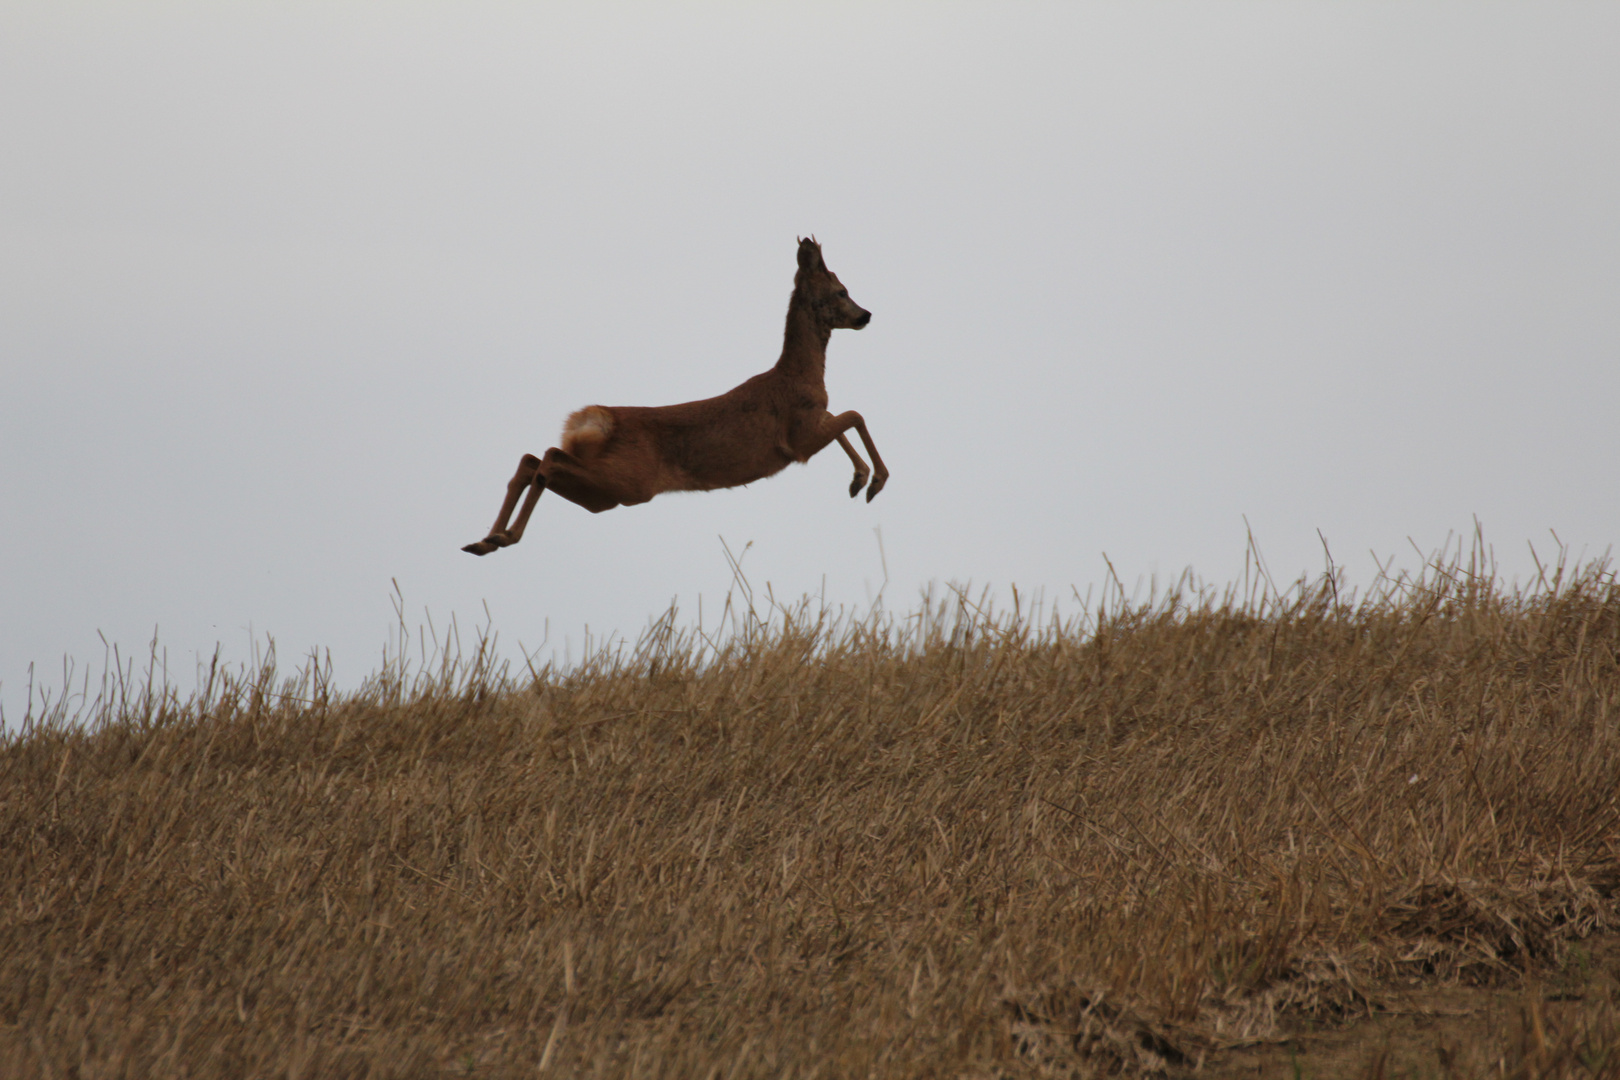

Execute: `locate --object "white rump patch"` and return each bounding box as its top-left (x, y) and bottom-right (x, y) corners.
top-left (561, 405), bottom-right (614, 456)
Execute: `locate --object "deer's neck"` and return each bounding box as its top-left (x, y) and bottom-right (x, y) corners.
top-left (775, 297), bottom-right (830, 383)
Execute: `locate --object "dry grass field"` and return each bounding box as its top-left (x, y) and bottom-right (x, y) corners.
top-left (5, 543), bottom-right (1620, 1078)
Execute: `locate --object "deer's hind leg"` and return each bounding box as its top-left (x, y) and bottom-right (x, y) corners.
top-left (472, 444), bottom-right (608, 549)
top-left (534, 447), bottom-right (630, 514)
top-left (463, 453), bottom-right (543, 556)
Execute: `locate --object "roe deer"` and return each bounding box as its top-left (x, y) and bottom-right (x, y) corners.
top-left (462, 237), bottom-right (888, 556)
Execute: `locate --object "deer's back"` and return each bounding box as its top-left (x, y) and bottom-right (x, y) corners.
top-left (602, 371), bottom-right (811, 492)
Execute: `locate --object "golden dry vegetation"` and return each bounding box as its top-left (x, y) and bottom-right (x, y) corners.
top-left (5, 544), bottom-right (1620, 1078)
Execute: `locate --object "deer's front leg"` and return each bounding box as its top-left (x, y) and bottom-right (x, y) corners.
top-left (813, 411), bottom-right (888, 502)
top-left (833, 411), bottom-right (888, 502)
top-left (835, 434), bottom-right (871, 498)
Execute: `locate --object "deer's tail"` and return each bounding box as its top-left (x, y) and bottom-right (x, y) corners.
top-left (561, 405), bottom-right (615, 457)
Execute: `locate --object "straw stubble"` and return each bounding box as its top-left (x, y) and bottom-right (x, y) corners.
top-left (4, 548), bottom-right (1619, 1076)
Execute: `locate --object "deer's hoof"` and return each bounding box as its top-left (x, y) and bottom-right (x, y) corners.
top-left (866, 475), bottom-right (888, 503)
top-left (463, 532), bottom-right (511, 556)
top-left (849, 472), bottom-right (869, 498)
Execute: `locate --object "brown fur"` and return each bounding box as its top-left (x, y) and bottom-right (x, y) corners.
top-left (463, 238), bottom-right (888, 556)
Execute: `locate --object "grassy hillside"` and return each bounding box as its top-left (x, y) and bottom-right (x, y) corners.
top-left (5, 548), bottom-right (1620, 1078)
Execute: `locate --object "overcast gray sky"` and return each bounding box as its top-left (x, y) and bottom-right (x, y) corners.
top-left (4, 4), bottom-right (1618, 720)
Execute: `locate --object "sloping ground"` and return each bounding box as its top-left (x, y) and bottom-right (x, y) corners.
top-left (3, 553), bottom-right (1619, 1078)
top-left (1193, 934), bottom-right (1620, 1078)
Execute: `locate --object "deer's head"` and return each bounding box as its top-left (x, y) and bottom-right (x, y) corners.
top-left (796, 237), bottom-right (871, 331)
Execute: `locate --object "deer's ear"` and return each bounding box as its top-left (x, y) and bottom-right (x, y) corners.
top-left (797, 238), bottom-right (824, 271)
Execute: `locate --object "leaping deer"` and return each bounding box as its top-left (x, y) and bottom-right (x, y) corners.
top-left (462, 237), bottom-right (888, 556)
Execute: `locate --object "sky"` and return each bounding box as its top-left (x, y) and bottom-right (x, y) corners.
top-left (3, 4), bottom-right (1618, 721)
